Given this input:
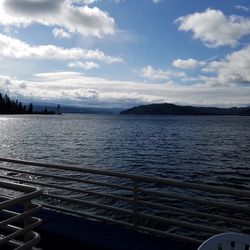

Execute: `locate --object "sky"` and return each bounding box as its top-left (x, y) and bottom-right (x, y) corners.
top-left (0, 0), bottom-right (250, 108)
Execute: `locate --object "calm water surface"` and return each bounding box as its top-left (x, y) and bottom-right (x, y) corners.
top-left (0, 114), bottom-right (250, 189)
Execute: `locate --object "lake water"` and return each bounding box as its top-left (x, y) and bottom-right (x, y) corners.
top-left (1, 114), bottom-right (250, 238)
top-left (1, 114), bottom-right (250, 189)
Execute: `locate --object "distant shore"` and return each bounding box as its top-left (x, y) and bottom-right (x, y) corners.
top-left (0, 93), bottom-right (58, 115)
top-left (121, 103), bottom-right (250, 116)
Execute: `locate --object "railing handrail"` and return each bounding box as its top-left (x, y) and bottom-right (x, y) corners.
top-left (0, 157), bottom-right (250, 245)
top-left (0, 157), bottom-right (249, 197)
top-left (0, 180), bottom-right (42, 249)
top-left (0, 183), bottom-right (42, 210)
top-left (0, 179), bottom-right (41, 193)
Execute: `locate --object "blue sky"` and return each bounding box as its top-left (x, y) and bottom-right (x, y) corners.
top-left (0, 0), bottom-right (250, 108)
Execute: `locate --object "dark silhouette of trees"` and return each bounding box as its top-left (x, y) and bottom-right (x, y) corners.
top-left (23, 105), bottom-right (27, 113)
top-left (56, 104), bottom-right (61, 114)
top-left (18, 102), bottom-right (23, 113)
top-left (0, 92), bottom-right (57, 115)
top-left (28, 103), bottom-right (33, 114)
top-left (0, 94), bottom-right (27, 114)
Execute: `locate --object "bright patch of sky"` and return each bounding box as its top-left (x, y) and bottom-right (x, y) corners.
top-left (0, 0), bottom-right (250, 108)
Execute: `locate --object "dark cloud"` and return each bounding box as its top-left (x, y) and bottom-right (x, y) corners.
top-left (1, 0), bottom-right (115, 37)
top-left (3, 0), bottom-right (63, 15)
top-left (4, 78), bottom-right (11, 85)
top-left (19, 82), bottom-right (26, 89)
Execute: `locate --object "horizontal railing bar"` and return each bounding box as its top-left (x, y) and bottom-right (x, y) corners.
top-left (0, 205), bottom-right (42, 228)
top-left (139, 213), bottom-right (225, 234)
top-left (43, 193), bottom-right (133, 215)
top-left (1, 157), bottom-right (249, 247)
top-left (0, 195), bottom-right (15, 202)
top-left (15, 232), bottom-right (41, 250)
top-left (1, 158), bottom-right (250, 197)
top-left (42, 204), bottom-right (132, 228)
top-left (0, 236), bottom-right (19, 248)
top-left (0, 175), bottom-right (132, 202)
top-left (0, 179), bottom-right (42, 250)
top-left (0, 217), bottom-right (39, 232)
top-left (0, 232), bottom-right (40, 250)
top-left (137, 226), bottom-right (202, 244)
top-left (0, 189), bottom-right (42, 211)
top-left (42, 205), bottom-right (200, 244)
top-left (0, 166), bottom-right (132, 191)
top-left (139, 188), bottom-right (250, 213)
top-left (0, 235), bottom-right (22, 248)
top-left (0, 179), bottom-right (38, 193)
top-left (0, 219), bottom-right (42, 245)
top-left (0, 157), bottom-right (135, 179)
top-left (139, 200), bottom-right (250, 227)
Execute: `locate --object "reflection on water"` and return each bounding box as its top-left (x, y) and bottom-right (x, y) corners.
top-left (1, 114), bottom-right (250, 238)
top-left (0, 114), bottom-right (250, 188)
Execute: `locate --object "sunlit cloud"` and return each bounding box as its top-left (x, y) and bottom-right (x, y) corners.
top-left (68, 61), bottom-right (100, 70)
top-left (0, 33), bottom-right (123, 63)
top-left (0, 0), bottom-right (115, 38)
top-left (176, 8), bottom-right (250, 47)
top-left (172, 58), bottom-right (206, 69)
top-left (139, 66), bottom-right (186, 80)
top-left (52, 28), bottom-right (72, 39)
top-left (1, 72), bottom-right (249, 108)
top-left (235, 5), bottom-right (250, 12)
top-left (202, 45), bottom-right (250, 85)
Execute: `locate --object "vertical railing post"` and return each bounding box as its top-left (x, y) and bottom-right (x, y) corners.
top-left (133, 179), bottom-right (139, 229)
top-left (23, 200), bottom-right (32, 248)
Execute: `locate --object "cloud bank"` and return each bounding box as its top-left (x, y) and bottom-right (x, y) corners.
top-left (0, 0), bottom-right (115, 37)
top-left (203, 45), bottom-right (250, 85)
top-left (141, 43), bottom-right (250, 88)
top-left (176, 9), bottom-right (250, 47)
top-left (1, 71), bottom-right (250, 108)
top-left (0, 33), bottom-right (123, 63)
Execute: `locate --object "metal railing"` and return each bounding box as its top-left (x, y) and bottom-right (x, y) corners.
top-left (0, 157), bottom-right (250, 244)
top-left (0, 180), bottom-right (42, 249)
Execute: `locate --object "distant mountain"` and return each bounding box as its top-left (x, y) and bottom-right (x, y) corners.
top-left (60, 106), bottom-right (123, 114)
top-left (32, 104), bottom-right (123, 114)
top-left (120, 103), bottom-right (250, 116)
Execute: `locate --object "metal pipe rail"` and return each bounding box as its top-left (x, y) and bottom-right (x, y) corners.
top-left (0, 180), bottom-right (42, 250)
top-left (0, 157), bottom-right (250, 244)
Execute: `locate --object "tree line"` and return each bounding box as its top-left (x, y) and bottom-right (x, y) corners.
top-left (0, 93), bottom-right (55, 114)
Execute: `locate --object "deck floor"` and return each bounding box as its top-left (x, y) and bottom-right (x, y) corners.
top-left (36, 209), bottom-right (198, 250)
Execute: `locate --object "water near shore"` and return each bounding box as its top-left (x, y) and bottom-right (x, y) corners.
top-left (1, 114), bottom-right (250, 189)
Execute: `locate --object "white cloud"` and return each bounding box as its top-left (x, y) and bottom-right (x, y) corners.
top-left (73, 0), bottom-right (125, 4)
top-left (140, 66), bottom-right (186, 80)
top-left (52, 28), bottom-right (72, 39)
top-left (0, 75), bottom-right (11, 86)
top-left (78, 0), bottom-right (97, 4)
top-left (235, 5), bottom-right (250, 12)
top-left (152, 0), bottom-right (163, 3)
top-left (172, 58), bottom-right (206, 69)
top-left (142, 43), bottom-right (250, 87)
top-left (68, 61), bottom-right (100, 69)
top-left (0, 33), bottom-right (123, 63)
top-left (203, 45), bottom-right (250, 85)
top-left (0, 0), bottom-right (115, 38)
top-left (140, 66), bottom-right (171, 80)
top-left (1, 72), bottom-right (250, 108)
top-left (176, 8), bottom-right (250, 47)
